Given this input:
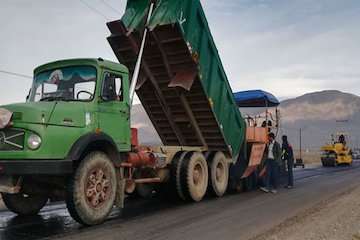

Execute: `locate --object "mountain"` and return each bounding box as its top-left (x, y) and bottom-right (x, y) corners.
top-left (279, 90), bottom-right (360, 150)
top-left (131, 90), bottom-right (360, 150)
top-left (280, 90), bottom-right (360, 123)
top-left (131, 104), bottom-right (161, 145)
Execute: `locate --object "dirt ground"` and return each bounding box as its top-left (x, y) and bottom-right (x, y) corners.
top-left (252, 185), bottom-right (360, 240)
top-left (293, 149), bottom-right (321, 165)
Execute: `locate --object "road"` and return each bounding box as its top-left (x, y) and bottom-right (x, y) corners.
top-left (0, 162), bottom-right (359, 240)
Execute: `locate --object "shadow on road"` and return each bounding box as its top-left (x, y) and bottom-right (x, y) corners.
top-left (0, 196), bottom-right (184, 240)
top-left (0, 215), bottom-right (65, 240)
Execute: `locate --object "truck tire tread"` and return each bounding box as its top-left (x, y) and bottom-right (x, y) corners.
top-left (180, 152), bottom-right (208, 202)
top-left (65, 151), bottom-right (116, 226)
top-left (207, 151), bottom-right (229, 197)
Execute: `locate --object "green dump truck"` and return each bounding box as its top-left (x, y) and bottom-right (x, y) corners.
top-left (0, 0), bottom-right (269, 225)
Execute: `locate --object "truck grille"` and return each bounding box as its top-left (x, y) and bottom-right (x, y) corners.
top-left (0, 129), bottom-right (25, 151)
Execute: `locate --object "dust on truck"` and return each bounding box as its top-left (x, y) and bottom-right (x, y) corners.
top-left (0, 0), bottom-right (268, 225)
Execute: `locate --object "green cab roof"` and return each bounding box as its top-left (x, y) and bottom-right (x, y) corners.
top-left (34, 58), bottom-right (128, 75)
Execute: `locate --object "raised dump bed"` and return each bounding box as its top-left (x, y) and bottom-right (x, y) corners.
top-left (107, 0), bottom-right (246, 159)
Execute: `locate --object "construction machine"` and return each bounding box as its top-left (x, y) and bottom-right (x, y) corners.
top-left (321, 133), bottom-right (353, 167)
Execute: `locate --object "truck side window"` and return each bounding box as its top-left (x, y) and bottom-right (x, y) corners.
top-left (102, 72), bottom-right (123, 101)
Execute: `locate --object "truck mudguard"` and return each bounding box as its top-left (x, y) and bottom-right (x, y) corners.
top-left (67, 132), bottom-right (120, 163)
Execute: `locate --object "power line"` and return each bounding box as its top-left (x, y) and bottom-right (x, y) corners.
top-left (0, 70), bottom-right (32, 79)
top-left (79, 0), bottom-right (110, 20)
top-left (3, 1), bottom-right (111, 82)
top-left (101, 0), bottom-right (122, 15)
top-left (2, 1), bottom-right (113, 82)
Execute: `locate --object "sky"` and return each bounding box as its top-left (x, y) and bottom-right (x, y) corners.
top-left (0, 0), bottom-right (359, 105)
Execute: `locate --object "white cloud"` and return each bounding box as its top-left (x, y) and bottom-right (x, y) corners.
top-left (203, 0), bottom-right (360, 97)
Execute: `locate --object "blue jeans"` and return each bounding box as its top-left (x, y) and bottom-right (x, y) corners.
top-left (286, 160), bottom-right (294, 187)
top-left (265, 159), bottom-right (279, 190)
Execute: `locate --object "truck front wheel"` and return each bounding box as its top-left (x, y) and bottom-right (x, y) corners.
top-left (66, 151), bottom-right (117, 226)
top-left (1, 192), bottom-right (48, 215)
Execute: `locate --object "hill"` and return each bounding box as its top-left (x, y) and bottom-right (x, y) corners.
top-left (280, 90), bottom-right (360, 123)
top-left (280, 90), bottom-right (360, 150)
top-left (131, 104), bottom-right (161, 145)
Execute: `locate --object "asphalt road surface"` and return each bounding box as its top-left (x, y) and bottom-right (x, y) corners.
top-left (1, 162), bottom-right (359, 240)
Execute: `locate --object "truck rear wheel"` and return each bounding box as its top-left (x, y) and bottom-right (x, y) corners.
top-left (174, 151), bottom-right (191, 200)
top-left (158, 151), bottom-right (189, 200)
top-left (179, 152), bottom-right (208, 202)
top-left (207, 152), bottom-right (229, 197)
top-left (1, 192), bottom-right (48, 216)
top-left (66, 151), bottom-right (116, 226)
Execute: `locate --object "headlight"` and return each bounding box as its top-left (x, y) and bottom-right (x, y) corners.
top-left (27, 134), bottom-right (42, 150)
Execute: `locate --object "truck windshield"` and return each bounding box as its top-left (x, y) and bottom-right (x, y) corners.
top-left (29, 66), bottom-right (96, 102)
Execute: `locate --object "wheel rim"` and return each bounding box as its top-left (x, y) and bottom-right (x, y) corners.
top-left (85, 167), bottom-right (112, 209)
top-left (209, 153), bottom-right (229, 197)
top-left (190, 159), bottom-right (207, 201)
top-left (193, 163), bottom-right (204, 186)
top-left (215, 162), bottom-right (225, 183)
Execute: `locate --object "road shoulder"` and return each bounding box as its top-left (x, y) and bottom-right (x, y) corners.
top-left (251, 185), bottom-right (360, 240)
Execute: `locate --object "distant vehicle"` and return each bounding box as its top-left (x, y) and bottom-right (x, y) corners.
top-left (352, 148), bottom-right (360, 159)
top-left (321, 133), bottom-right (353, 167)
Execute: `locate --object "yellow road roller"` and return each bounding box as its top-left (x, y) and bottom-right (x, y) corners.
top-left (321, 134), bottom-right (352, 167)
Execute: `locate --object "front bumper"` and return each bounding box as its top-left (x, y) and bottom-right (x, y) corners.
top-left (0, 159), bottom-right (73, 175)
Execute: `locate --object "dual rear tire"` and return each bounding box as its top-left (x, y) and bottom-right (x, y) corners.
top-left (173, 152), bottom-right (208, 202)
top-left (173, 151), bottom-right (229, 202)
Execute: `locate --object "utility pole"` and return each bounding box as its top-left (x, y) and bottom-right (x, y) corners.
top-left (295, 127), bottom-right (305, 168)
top-left (299, 128), bottom-right (302, 160)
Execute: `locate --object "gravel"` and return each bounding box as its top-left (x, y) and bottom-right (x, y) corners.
top-left (252, 185), bottom-right (360, 240)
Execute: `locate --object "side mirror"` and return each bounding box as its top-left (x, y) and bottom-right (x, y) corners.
top-left (26, 89), bottom-right (31, 102)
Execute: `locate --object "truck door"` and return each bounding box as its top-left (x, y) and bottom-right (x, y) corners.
top-left (98, 71), bottom-right (130, 151)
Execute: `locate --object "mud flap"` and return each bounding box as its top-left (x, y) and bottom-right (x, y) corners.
top-left (115, 168), bottom-right (125, 208)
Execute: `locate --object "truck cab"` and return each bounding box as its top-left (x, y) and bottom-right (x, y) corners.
top-left (0, 58), bottom-right (131, 224)
top-left (1, 58), bottom-right (131, 160)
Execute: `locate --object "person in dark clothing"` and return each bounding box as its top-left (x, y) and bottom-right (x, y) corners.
top-left (282, 135), bottom-right (294, 188)
top-left (260, 132), bottom-right (282, 194)
top-left (338, 134), bottom-right (346, 145)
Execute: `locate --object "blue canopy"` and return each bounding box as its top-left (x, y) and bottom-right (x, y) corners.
top-left (233, 90), bottom-right (280, 108)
